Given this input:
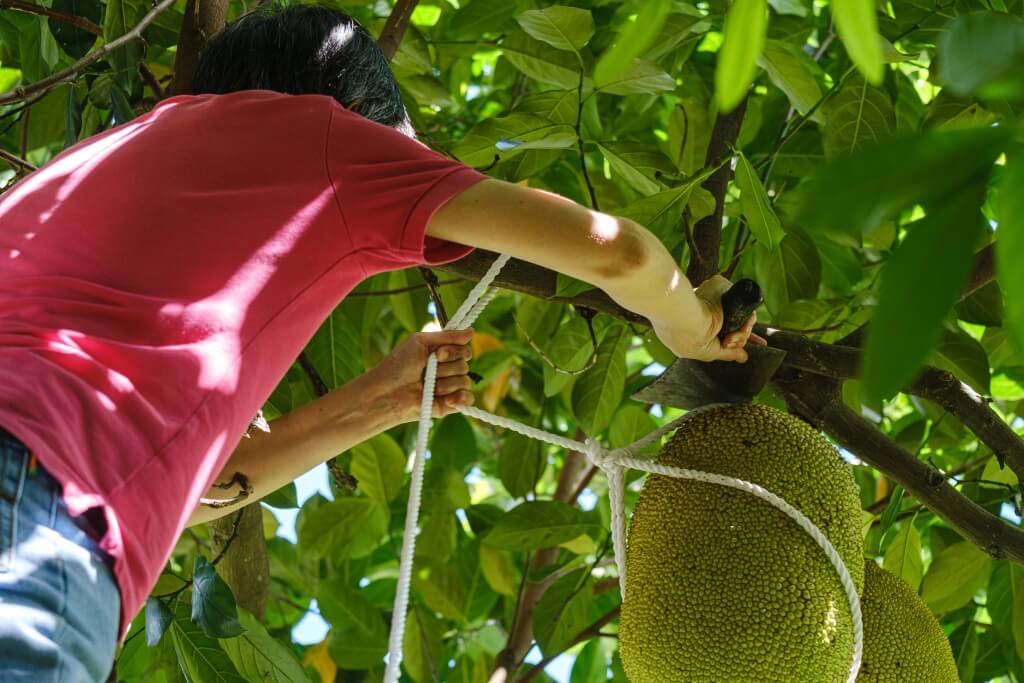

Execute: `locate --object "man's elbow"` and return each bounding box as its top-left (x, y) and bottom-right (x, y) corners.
top-left (592, 220), bottom-right (650, 281)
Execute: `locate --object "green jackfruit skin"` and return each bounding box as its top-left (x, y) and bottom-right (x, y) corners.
top-left (857, 561), bottom-right (959, 682)
top-left (620, 404), bottom-right (865, 683)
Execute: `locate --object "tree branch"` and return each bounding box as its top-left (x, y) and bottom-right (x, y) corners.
top-left (773, 371), bottom-right (1024, 563)
top-left (0, 147), bottom-right (36, 173)
top-left (377, 0), bottom-right (420, 61)
top-left (0, 0), bottom-right (177, 106)
top-left (517, 606), bottom-right (620, 683)
top-left (297, 352), bottom-right (359, 490)
top-left (685, 94), bottom-right (748, 286)
top-left (210, 504), bottom-right (271, 620)
top-left (0, 0), bottom-right (102, 35)
top-left (169, 0), bottom-right (229, 96)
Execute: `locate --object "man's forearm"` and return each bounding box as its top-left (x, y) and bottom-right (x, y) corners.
top-left (187, 372), bottom-right (396, 526)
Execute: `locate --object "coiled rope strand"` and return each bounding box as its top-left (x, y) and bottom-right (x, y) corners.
top-left (382, 255), bottom-right (862, 683)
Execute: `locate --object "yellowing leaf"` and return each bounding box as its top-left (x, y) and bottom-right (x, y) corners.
top-left (302, 638), bottom-right (337, 683)
top-left (559, 533), bottom-right (598, 555)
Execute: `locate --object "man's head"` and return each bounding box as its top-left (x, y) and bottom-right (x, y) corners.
top-left (192, 3), bottom-right (412, 134)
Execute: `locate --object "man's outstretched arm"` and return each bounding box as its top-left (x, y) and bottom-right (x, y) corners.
top-left (426, 178), bottom-right (761, 362)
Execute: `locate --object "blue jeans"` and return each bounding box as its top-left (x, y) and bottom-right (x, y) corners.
top-left (0, 430), bottom-right (120, 682)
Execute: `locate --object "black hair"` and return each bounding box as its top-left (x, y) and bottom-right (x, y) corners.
top-left (192, 3), bottom-right (412, 134)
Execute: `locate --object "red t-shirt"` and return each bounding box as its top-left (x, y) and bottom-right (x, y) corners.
top-left (0, 90), bottom-right (484, 633)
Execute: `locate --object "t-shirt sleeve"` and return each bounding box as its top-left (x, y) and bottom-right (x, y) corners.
top-left (324, 102), bottom-right (487, 273)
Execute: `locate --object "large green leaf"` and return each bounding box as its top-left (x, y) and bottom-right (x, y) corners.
top-left (453, 112), bottom-right (576, 167)
top-left (483, 501), bottom-right (601, 551)
top-left (799, 126), bottom-right (1010, 241)
top-left (862, 183), bottom-right (987, 400)
top-left (595, 59), bottom-right (675, 96)
top-left (832, 0), bottom-right (884, 84)
top-left (753, 232), bottom-right (821, 314)
top-left (102, 0), bottom-right (145, 86)
top-left (822, 76), bottom-right (894, 161)
top-left (939, 12), bottom-right (1024, 101)
top-left (146, 597), bottom-right (174, 646)
top-left (297, 497), bottom-right (381, 558)
top-left (171, 598), bottom-right (248, 683)
top-left (413, 560), bottom-right (467, 621)
top-left (306, 309), bottom-right (363, 389)
top-left (219, 609), bottom-right (310, 683)
top-left (921, 542), bottom-right (993, 614)
top-left (929, 329), bottom-right (991, 395)
top-left (501, 30), bottom-right (582, 89)
top-left (714, 0), bottom-right (768, 112)
top-left (570, 639), bottom-right (607, 683)
top-left (543, 316), bottom-right (599, 397)
top-left (533, 569), bottom-right (594, 657)
top-left (498, 429), bottom-right (545, 498)
top-left (594, 0), bottom-right (672, 84)
top-left (516, 6), bottom-right (594, 54)
top-left (988, 561), bottom-right (1024, 659)
top-left (402, 610), bottom-right (444, 683)
top-left (49, 0), bottom-right (100, 59)
top-left (448, 0), bottom-right (517, 39)
top-left (598, 142), bottom-right (672, 196)
top-left (317, 578), bottom-right (388, 669)
top-left (572, 326), bottom-right (628, 436)
top-left (191, 556), bottom-right (244, 639)
top-left (757, 40), bottom-right (824, 121)
top-left (479, 544), bottom-right (519, 596)
top-left (735, 151), bottom-right (785, 251)
top-left (998, 152), bottom-right (1024, 355)
top-left (350, 433), bottom-right (406, 504)
top-left (882, 522), bottom-right (924, 592)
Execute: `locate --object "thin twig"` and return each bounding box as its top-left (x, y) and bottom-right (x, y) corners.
top-left (138, 63), bottom-right (165, 99)
top-left (19, 105), bottom-right (30, 160)
top-left (0, 148), bottom-right (36, 173)
top-left (297, 352), bottom-right (359, 490)
top-left (0, 0), bottom-right (178, 106)
top-left (517, 606), bottom-right (621, 683)
top-left (576, 68), bottom-right (599, 210)
top-left (0, 0), bottom-right (102, 35)
top-left (199, 471), bottom-right (252, 508)
top-left (419, 267), bottom-right (450, 326)
top-left (347, 278), bottom-right (460, 297)
top-left (512, 310), bottom-right (598, 376)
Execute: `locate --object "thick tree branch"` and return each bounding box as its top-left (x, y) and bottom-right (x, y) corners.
top-left (685, 95), bottom-right (749, 286)
top-left (0, 0), bottom-right (101, 34)
top-left (0, 0), bottom-right (177, 106)
top-left (169, 0), bottom-right (229, 96)
top-left (377, 0), bottom-right (420, 61)
top-left (210, 504), bottom-right (271, 620)
top-left (774, 371), bottom-right (1024, 563)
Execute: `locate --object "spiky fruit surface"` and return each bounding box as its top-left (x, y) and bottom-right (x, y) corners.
top-left (856, 560), bottom-right (959, 682)
top-left (619, 404), bottom-right (865, 683)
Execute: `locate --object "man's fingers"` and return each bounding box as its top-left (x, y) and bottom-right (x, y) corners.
top-left (750, 333), bottom-right (769, 346)
top-left (716, 346), bottom-right (749, 363)
top-left (436, 344), bottom-right (473, 362)
top-left (418, 328), bottom-right (474, 348)
top-left (435, 359), bottom-right (470, 378)
top-left (435, 375), bottom-right (473, 394)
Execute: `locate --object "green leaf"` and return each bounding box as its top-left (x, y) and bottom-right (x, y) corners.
top-left (735, 151), bottom-right (785, 251)
top-left (714, 0), bottom-right (767, 113)
top-left (423, 465), bottom-right (472, 511)
top-left (49, 0), bottom-right (100, 59)
top-left (191, 556), bottom-right (244, 639)
top-left (595, 58), bottom-right (675, 96)
top-left (832, 0), bottom-right (884, 84)
top-left (939, 12), bottom-right (1024, 101)
top-left (317, 578), bottom-right (388, 669)
top-left (929, 329), bottom-right (991, 395)
top-left (951, 621), bottom-right (979, 683)
top-left (414, 560), bottom-right (466, 621)
top-left (988, 561), bottom-right (1024, 659)
top-left (543, 316), bottom-right (598, 397)
top-left (516, 7), bottom-right (594, 54)
top-left (388, 269), bottom-right (419, 332)
top-left (146, 597), bottom-right (174, 646)
top-left (998, 152), bottom-right (1024, 356)
top-left (921, 542), bottom-right (993, 614)
top-left (570, 639), bottom-right (607, 683)
top-left (502, 31), bottom-right (582, 89)
top-left (572, 326), bottom-right (628, 436)
top-left (453, 113), bottom-right (576, 168)
top-left (609, 405), bottom-right (658, 455)
top-left (350, 433), bottom-right (406, 504)
top-left (822, 76), bottom-right (894, 161)
top-left (430, 413), bottom-right (477, 473)
top-left (448, 0), bottom-right (516, 39)
top-left (306, 309), bottom-right (363, 389)
top-left (483, 501), bottom-right (601, 551)
top-left (594, 0), bottom-right (672, 84)
top-left (498, 429), bottom-right (545, 498)
top-left (757, 40), bottom-right (824, 121)
top-left (64, 86), bottom-right (82, 149)
top-left (102, 0), bottom-right (144, 86)
top-left (533, 569), bottom-right (594, 657)
top-left (799, 126), bottom-right (1009, 242)
top-left (219, 609), bottom-right (310, 683)
top-left (110, 84), bottom-right (135, 124)
top-left (754, 233), bottom-right (821, 314)
top-left (479, 544), bottom-right (519, 596)
top-left (297, 497), bottom-right (379, 558)
top-left (862, 183), bottom-right (986, 400)
top-left (402, 610), bottom-right (443, 683)
top-left (883, 522), bottom-right (924, 592)
top-left (171, 597), bottom-right (247, 683)
top-left (262, 482), bottom-right (298, 509)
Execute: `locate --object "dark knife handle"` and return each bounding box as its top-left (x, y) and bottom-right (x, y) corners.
top-left (718, 279), bottom-right (762, 340)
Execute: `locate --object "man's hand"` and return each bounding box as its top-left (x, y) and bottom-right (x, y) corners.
top-left (651, 274), bottom-right (768, 363)
top-left (367, 329), bottom-right (476, 424)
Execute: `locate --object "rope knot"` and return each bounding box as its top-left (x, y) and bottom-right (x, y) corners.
top-left (583, 438), bottom-right (621, 470)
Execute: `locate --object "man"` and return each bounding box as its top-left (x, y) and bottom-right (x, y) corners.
top-left (0, 3), bottom-right (760, 680)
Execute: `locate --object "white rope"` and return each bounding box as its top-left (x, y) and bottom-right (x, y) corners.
top-left (383, 255), bottom-right (862, 683)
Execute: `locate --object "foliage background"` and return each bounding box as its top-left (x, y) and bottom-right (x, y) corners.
top-left (2, 0), bottom-right (1024, 680)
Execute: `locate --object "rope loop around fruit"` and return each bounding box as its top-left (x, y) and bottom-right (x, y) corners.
top-left (383, 254), bottom-right (863, 683)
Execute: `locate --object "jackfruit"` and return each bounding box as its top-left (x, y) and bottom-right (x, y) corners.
top-left (857, 560), bottom-right (958, 682)
top-left (620, 404), bottom-right (865, 682)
